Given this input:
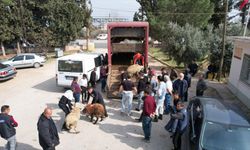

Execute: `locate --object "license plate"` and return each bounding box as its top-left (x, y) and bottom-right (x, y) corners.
top-left (66, 76), bottom-right (73, 80)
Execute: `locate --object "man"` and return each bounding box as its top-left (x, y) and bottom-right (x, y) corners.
top-left (173, 73), bottom-right (188, 102)
top-left (154, 75), bottom-right (166, 122)
top-left (119, 74), bottom-right (137, 116)
top-left (170, 68), bottom-right (178, 81)
top-left (88, 87), bottom-right (108, 117)
top-left (161, 67), bottom-right (169, 82)
top-left (37, 108), bottom-right (59, 150)
top-left (184, 69), bottom-right (192, 102)
top-left (0, 105), bottom-right (18, 150)
top-left (188, 60), bottom-right (198, 77)
top-left (100, 65), bottom-right (108, 92)
top-left (90, 68), bottom-right (97, 87)
top-left (196, 74), bottom-right (208, 96)
top-left (164, 75), bottom-right (173, 114)
top-left (133, 52), bottom-right (144, 66)
top-left (142, 89), bottom-right (156, 143)
top-left (71, 77), bottom-right (81, 103)
top-left (58, 90), bottom-right (73, 130)
top-left (206, 63), bottom-right (217, 80)
top-left (135, 74), bottom-right (146, 111)
top-left (171, 102), bottom-right (188, 150)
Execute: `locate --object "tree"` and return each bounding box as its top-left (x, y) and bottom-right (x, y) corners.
top-left (136, 0), bottom-right (214, 38)
top-left (162, 23), bottom-right (209, 65)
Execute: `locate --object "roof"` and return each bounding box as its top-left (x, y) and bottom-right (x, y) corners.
top-left (199, 97), bottom-right (250, 126)
top-left (229, 36), bottom-right (250, 43)
top-left (107, 22), bottom-right (149, 28)
top-left (57, 52), bottom-right (100, 61)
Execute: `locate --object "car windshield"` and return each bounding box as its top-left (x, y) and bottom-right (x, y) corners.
top-left (0, 63), bottom-right (8, 69)
top-left (201, 121), bottom-right (250, 150)
top-left (8, 56), bottom-right (16, 60)
top-left (58, 60), bottom-right (82, 73)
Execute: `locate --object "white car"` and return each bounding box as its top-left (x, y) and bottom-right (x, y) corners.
top-left (2, 53), bottom-right (46, 68)
top-left (96, 34), bottom-right (107, 40)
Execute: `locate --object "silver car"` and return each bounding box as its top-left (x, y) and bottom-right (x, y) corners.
top-left (2, 53), bottom-right (46, 68)
top-left (0, 63), bottom-right (17, 81)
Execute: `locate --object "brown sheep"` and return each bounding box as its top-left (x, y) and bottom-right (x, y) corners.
top-left (127, 64), bottom-right (144, 76)
top-left (82, 104), bottom-right (105, 124)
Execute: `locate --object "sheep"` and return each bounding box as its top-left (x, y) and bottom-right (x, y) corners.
top-left (127, 64), bottom-right (144, 76)
top-left (82, 104), bottom-right (105, 124)
top-left (65, 106), bottom-right (81, 134)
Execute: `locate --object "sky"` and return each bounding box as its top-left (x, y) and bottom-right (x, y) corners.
top-left (91, 0), bottom-right (140, 20)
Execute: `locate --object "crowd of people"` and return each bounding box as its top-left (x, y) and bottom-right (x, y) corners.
top-left (0, 59), bottom-right (209, 150)
top-left (118, 62), bottom-right (208, 149)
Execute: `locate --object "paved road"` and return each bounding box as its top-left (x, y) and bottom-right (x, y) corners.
top-left (0, 56), bottom-right (174, 150)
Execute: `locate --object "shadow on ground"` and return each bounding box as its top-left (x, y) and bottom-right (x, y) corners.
top-left (32, 77), bottom-right (64, 93)
top-left (0, 142), bottom-right (40, 150)
top-left (99, 123), bottom-right (144, 149)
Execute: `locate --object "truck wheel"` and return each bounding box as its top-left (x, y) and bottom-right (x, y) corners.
top-left (34, 63), bottom-right (40, 68)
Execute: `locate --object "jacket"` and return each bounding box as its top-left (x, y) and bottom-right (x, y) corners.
top-left (90, 90), bottom-right (105, 105)
top-left (59, 95), bottom-right (73, 110)
top-left (0, 113), bottom-right (17, 139)
top-left (37, 114), bottom-right (59, 149)
top-left (171, 108), bottom-right (188, 134)
top-left (137, 78), bottom-right (146, 93)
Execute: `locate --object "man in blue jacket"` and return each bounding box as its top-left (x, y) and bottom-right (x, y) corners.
top-left (0, 105), bottom-right (18, 150)
top-left (37, 108), bottom-right (59, 150)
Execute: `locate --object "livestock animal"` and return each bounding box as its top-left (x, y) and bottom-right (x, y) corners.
top-left (127, 64), bottom-right (144, 76)
top-left (65, 106), bottom-right (81, 133)
top-left (82, 104), bottom-right (105, 124)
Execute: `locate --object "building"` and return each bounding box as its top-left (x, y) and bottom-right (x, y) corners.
top-left (228, 37), bottom-right (250, 108)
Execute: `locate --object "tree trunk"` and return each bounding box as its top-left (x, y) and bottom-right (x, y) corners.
top-left (17, 42), bottom-right (21, 54)
top-left (86, 27), bottom-right (90, 51)
top-left (1, 42), bottom-right (6, 57)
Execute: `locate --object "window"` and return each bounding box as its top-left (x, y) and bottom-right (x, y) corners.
top-left (26, 55), bottom-right (35, 60)
top-left (0, 63), bottom-right (8, 69)
top-left (240, 54), bottom-right (250, 86)
top-left (13, 55), bottom-right (24, 61)
top-left (58, 60), bottom-right (83, 73)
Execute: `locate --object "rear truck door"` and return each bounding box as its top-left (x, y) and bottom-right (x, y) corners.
top-left (94, 55), bottom-right (102, 67)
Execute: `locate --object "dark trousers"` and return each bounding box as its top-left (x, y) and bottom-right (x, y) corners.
top-left (164, 93), bottom-right (172, 113)
top-left (42, 146), bottom-right (55, 150)
top-left (184, 90), bottom-right (188, 102)
top-left (196, 90), bottom-right (204, 96)
top-left (142, 116), bottom-right (152, 140)
top-left (89, 81), bottom-right (96, 87)
top-left (81, 86), bottom-right (87, 102)
top-left (58, 103), bottom-right (70, 130)
top-left (101, 77), bottom-right (107, 91)
top-left (173, 131), bottom-right (182, 150)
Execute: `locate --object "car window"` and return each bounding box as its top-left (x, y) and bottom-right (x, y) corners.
top-left (26, 55), bottom-right (35, 60)
top-left (13, 55), bottom-right (24, 61)
top-left (0, 63), bottom-right (8, 69)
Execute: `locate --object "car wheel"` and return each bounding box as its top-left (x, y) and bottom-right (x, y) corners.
top-left (34, 63), bottom-right (40, 68)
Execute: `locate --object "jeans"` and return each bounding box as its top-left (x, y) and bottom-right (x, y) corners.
top-left (101, 77), bottom-right (107, 91)
top-left (156, 96), bottom-right (164, 116)
top-left (137, 91), bottom-right (144, 110)
top-left (81, 86), bottom-right (87, 101)
top-left (5, 135), bottom-right (16, 150)
top-left (142, 116), bottom-right (152, 140)
top-left (73, 93), bottom-right (81, 103)
top-left (121, 91), bottom-right (133, 114)
top-left (164, 93), bottom-right (172, 113)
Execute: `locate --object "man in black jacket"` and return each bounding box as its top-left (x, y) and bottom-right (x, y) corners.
top-left (89, 68), bottom-right (97, 87)
top-left (37, 108), bottom-right (59, 150)
top-left (88, 87), bottom-right (108, 117)
top-left (0, 105), bottom-right (18, 150)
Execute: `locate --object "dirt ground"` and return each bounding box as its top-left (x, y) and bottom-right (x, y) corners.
top-left (0, 52), bottom-right (219, 150)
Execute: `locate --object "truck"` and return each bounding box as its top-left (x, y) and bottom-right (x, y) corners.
top-left (56, 52), bottom-right (103, 87)
top-left (107, 22), bottom-right (149, 98)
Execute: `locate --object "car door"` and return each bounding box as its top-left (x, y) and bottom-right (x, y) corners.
top-left (24, 55), bottom-right (35, 67)
top-left (12, 55), bottom-right (25, 68)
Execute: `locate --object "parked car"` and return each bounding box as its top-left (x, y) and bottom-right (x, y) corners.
top-left (96, 34), bottom-right (107, 40)
top-left (0, 63), bottom-right (17, 81)
top-left (188, 97), bottom-right (250, 150)
top-left (2, 53), bottom-right (46, 68)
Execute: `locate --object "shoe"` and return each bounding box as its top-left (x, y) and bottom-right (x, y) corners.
top-left (158, 114), bottom-right (163, 120)
top-left (143, 138), bottom-right (150, 143)
top-left (135, 108), bottom-right (140, 111)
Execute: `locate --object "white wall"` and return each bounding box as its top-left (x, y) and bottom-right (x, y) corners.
top-left (229, 38), bottom-right (250, 108)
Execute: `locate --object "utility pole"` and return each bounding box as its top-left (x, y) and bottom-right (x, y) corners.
top-left (218, 0), bottom-right (228, 82)
top-left (243, 4), bottom-right (250, 36)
